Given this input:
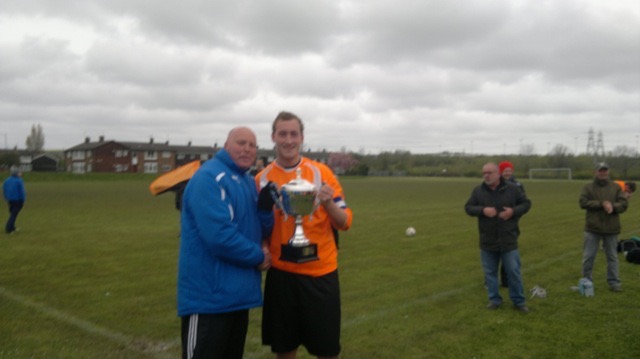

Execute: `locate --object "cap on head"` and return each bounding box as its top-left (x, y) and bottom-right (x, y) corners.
top-left (498, 161), bottom-right (514, 174)
top-left (10, 166), bottom-right (19, 175)
top-left (595, 162), bottom-right (609, 171)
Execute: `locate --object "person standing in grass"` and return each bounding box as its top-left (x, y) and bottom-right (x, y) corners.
top-left (579, 162), bottom-right (628, 292)
top-left (465, 162), bottom-right (532, 313)
top-left (3, 166), bottom-right (26, 235)
top-left (177, 127), bottom-right (274, 359)
top-left (256, 111), bottom-right (353, 359)
top-left (494, 160), bottom-right (526, 288)
top-left (499, 161), bottom-right (525, 194)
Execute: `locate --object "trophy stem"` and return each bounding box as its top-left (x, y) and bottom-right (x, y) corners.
top-left (289, 215), bottom-right (309, 246)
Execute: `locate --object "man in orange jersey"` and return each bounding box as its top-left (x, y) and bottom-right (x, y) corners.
top-left (256, 111), bottom-right (353, 359)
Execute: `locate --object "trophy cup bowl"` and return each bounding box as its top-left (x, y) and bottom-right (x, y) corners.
top-left (279, 169), bottom-right (319, 263)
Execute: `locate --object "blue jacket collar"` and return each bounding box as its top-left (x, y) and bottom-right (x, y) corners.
top-left (215, 149), bottom-right (250, 174)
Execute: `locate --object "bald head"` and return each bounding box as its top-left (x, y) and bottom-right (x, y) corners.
top-left (224, 127), bottom-right (257, 170)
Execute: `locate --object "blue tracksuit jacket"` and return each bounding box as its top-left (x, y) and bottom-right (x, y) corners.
top-left (177, 149), bottom-right (273, 316)
top-left (3, 175), bottom-right (26, 202)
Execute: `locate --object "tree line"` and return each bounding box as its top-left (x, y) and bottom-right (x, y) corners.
top-left (338, 146), bottom-right (639, 180)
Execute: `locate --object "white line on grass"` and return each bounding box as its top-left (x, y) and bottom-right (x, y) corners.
top-left (0, 286), bottom-right (178, 358)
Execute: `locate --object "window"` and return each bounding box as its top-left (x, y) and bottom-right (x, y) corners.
top-left (114, 164), bottom-right (129, 172)
top-left (145, 151), bottom-right (157, 160)
top-left (162, 151), bottom-right (171, 159)
top-left (72, 162), bottom-right (86, 173)
top-left (72, 151), bottom-right (85, 160)
top-left (144, 162), bottom-right (158, 173)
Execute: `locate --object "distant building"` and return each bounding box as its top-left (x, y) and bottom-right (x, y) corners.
top-left (64, 136), bottom-right (217, 174)
top-left (31, 153), bottom-right (61, 172)
top-left (0, 148), bottom-right (33, 172)
top-left (64, 136), bottom-right (331, 174)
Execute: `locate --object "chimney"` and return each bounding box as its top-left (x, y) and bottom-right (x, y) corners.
top-left (99, 136), bottom-right (104, 142)
top-left (149, 137), bottom-right (154, 144)
top-left (188, 141), bottom-right (191, 147)
top-left (85, 137), bottom-right (90, 144)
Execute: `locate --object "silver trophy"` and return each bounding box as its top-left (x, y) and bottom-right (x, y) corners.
top-left (279, 168), bottom-right (319, 263)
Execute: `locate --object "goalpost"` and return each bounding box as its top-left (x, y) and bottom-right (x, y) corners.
top-left (529, 168), bottom-right (572, 180)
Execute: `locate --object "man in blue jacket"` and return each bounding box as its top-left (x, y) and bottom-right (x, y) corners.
top-left (465, 163), bottom-right (532, 313)
top-left (178, 127), bottom-right (274, 359)
top-left (3, 166), bottom-right (26, 234)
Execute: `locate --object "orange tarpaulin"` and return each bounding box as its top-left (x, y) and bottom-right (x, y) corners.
top-left (149, 160), bottom-right (201, 196)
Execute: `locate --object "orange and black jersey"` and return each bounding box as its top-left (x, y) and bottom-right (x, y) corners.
top-left (256, 157), bottom-right (353, 277)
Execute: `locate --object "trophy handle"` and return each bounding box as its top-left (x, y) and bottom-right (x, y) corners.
top-left (271, 187), bottom-right (288, 221)
top-left (307, 197), bottom-right (320, 222)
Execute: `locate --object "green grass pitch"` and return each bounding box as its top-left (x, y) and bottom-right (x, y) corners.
top-left (0, 176), bottom-right (639, 358)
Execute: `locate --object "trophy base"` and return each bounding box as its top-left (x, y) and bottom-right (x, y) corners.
top-left (280, 243), bottom-right (319, 263)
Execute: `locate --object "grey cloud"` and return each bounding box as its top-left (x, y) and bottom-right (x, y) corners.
top-left (0, 0), bottom-right (637, 154)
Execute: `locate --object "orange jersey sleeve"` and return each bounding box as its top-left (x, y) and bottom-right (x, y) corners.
top-left (256, 157), bottom-right (353, 277)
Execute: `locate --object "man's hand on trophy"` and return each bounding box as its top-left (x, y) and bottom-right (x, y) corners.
top-left (258, 181), bottom-right (280, 211)
top-left (317, 183), bottom-right (335, 206)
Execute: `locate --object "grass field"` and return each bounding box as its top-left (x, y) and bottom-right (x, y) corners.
top-left (1, 176), bottom-right (639, 358)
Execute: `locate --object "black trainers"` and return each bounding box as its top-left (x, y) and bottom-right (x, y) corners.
top-left (487, 302), bottom-right (501, 310)
top-left (515, 305), bottom-right (530, 313)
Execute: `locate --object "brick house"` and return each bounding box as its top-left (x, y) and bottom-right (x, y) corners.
top-left (64, 136), bottom-right (331, 174)
top-left (0, 148), bottom-right (33, 172)
top-left (64, 137), bottom-right (216, 174)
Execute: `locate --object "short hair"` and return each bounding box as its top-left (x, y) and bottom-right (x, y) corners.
top-left (627, 182), bottom-right (637, 193)
top-left (272, 111), bottom-right (304, 135)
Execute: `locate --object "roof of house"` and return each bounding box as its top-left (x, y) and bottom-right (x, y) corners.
top-left (66, 139), bottom-right (216, 153)
top-left (65, 140), bottom-right (118, 151)
top-left (32, 153), bottom-right (62, 162)
top-left (0, 148), bottom-right (32, 156)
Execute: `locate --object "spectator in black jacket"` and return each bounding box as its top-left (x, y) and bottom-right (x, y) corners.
top-left (465, 163), bottom-right (532, 313)
top-left (499, 161), bottom-right (525, 194)
top-left (494, 161), bottom-right (525, 288)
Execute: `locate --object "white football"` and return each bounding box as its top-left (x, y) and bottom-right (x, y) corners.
top-left (405, 227), bottom-right (416, 237)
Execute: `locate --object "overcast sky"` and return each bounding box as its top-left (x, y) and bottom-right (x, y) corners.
top-left (1, 0), bottom-right (639, 155)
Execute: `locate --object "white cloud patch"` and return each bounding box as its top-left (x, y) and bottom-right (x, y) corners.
top-left (0, 0), bottom-right (638, 154)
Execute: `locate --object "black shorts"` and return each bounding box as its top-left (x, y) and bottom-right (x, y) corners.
top-left (181, 310), bottom-right (249, 359)
top-left (262, 268), bottom-right (341, 357)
